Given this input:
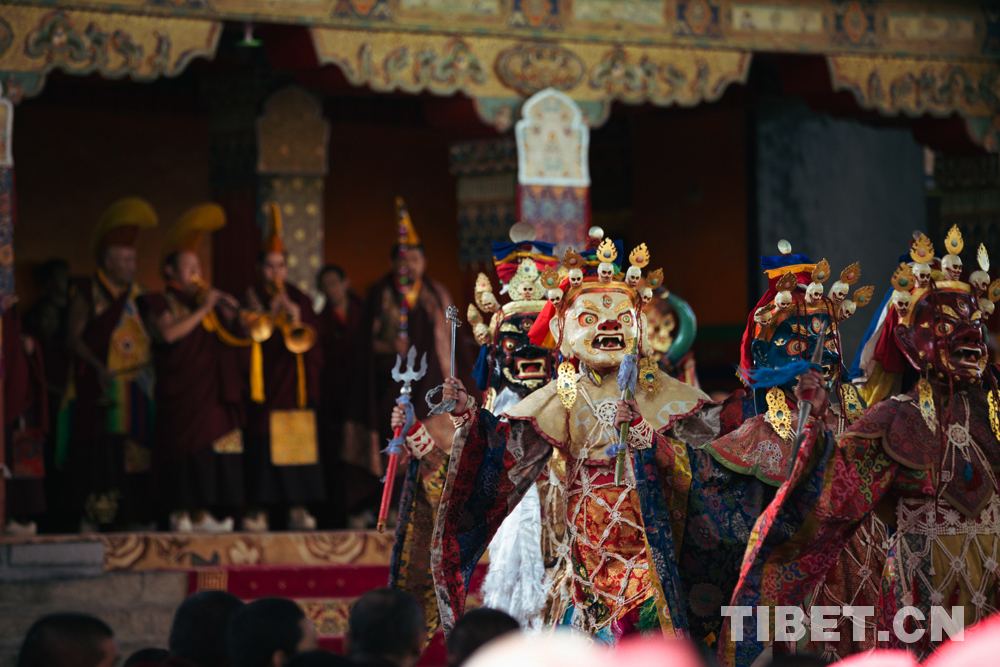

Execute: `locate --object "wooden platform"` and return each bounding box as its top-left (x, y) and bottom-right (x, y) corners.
top-left (0, 529), bottom-right (396, 571)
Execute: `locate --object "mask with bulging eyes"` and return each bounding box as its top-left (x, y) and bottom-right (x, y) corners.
top-left (491, 313), bottom-right (555, 396)
top-left (750, 311), bottom-right (842, 393)
top-left (895, 291), bottom-right (987, 386)
top-left (554, 289), bottom-right (649, 371)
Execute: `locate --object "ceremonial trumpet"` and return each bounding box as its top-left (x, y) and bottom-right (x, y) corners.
top-left (191, 275), bottom-right (274, 343)
top-left (244, 311), bottom-right (276, 344)
top-left (273, 277), bottom-right (317, 354)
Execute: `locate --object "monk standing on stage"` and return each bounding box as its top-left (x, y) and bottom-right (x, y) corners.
top-left (138, 203), bottom-right (246, 533)
top-left (316, 264), bottom-right (364, 528)
top-left (344, 203), bottom-right (472, 525)
top-left (64, 197), bottom-right (157, 532)
top-left (242, 204), bottom-right (324, 532)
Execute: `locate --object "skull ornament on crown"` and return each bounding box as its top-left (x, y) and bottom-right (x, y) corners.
top-left (468, 223), bottom-right (561, 405)
top-left (889, 228), bottom-right (1000, 386)
top-left (741, 241), bottom-right (873, 396)
top-left (530, 227), bottom-right (657, 374)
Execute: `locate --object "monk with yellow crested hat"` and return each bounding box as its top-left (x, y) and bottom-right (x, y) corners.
top-left (65, 196), bottom-right (158, 531)
top-left (137, 203), bottom-right (246, 533)
top-left (240, 202), bottom-right (325, 532)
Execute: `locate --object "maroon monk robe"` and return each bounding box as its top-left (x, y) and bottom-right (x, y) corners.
top-left (243, 281), bottom-right (324, 506)
top-left (318, 290), bottom-right (363, 425)
top-left (344, 273), bottom-right (475, 477)
top-left (67, 276), bottom-right (153, 528)
top-left (138, 287), bottom-right (245, 513)
top-left (317, 290), bottom-right (365, 524)
top-left (23, 298), bottom-right (73, 531)
top-left (4, 306), bottom-right (47, 519)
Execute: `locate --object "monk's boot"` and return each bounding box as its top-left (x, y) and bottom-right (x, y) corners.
top-left (288, 506), bottom-right (317, 531)
top-left (191, 511), bottom-right (234, 534)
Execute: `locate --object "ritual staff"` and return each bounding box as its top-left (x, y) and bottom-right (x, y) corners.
top-left (138, 203), bottom-right (245, 533)
top-left (388, 223), bottom-right (560, 635)
top-left (680, 244), bottom-right (885, 658)
top-left (393, 228), bottom-right (716, 641)
top-left (316, 264), bottom-right (364, 527)
top-left (242, 204), bottom-right (324, 532)
top-left (64, 197), bottom-right (157, 531)
top-left (344, 201), bottom-right (472, 522)
top-left (724, 229), bottom-right (1000, 664)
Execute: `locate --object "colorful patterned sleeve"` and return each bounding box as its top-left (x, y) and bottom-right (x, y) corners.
top-left (630, 431), bottom-right (695, 636)
top-left (429, 408), bottom-right (553, 635)
top-left (390, 443), bottom-right (449, 642)
top-left (680, 447), bottom-right (775, 647)
top-left (720, 423), bottom-right (897, 667)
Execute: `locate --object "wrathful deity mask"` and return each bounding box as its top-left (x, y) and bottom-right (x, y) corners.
top-left (554, 288), bottom-right (649, 372)
top-left (887, 229), bottom-right (1000, 387)
top-left (751, 310), bottom-right (841, 392)
top-left (742, 243), bottom-right (872, 396)
top-left (494, 312), bottom-right (554, 395)
top-left (895, 289), bottom-right (986, 385)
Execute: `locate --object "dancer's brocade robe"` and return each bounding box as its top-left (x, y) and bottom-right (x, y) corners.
top-left (395, 366), bottom-right (709, 639)
top-left (388, 421), bottom-right (450, 640)
top-left (685, 389), bottom-right (889, 660)
top-left (724, 387), bottom-right (1000, 666)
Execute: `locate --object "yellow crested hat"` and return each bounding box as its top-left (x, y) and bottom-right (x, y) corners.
top-left (91, 197), bottom-right (158, 260)
top-left (161, 203), bottom-right (226, 264)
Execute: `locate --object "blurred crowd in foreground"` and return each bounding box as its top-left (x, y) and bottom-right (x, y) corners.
top-left (14, 585), bottom-right (1000, 667)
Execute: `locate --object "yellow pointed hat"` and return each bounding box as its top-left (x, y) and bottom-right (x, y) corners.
top-left (395, 197), bottom-right (421, 246)
top-left (91, 197), bottom-right (158, 260)
top-left (161, 203), bottom-right (226, 264)
top-left (262, 202), bottom-right (285, 254)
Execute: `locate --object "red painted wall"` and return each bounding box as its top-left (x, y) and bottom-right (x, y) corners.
top-left (12, 105), bottom-right (213, 305)
top-left (322, 122), bottom-right (463, 305)
top-left (630, 107), bottom-right (748, 328)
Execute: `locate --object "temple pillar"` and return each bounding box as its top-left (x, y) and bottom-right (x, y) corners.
top-left (203, 71), bottom-right (273, 297)
top-left (256, 86), bottom-right (330, 300)
top-left (449, 137), bottom-right (518, 274)
top-left (514, 88), bottom-right (591, 257)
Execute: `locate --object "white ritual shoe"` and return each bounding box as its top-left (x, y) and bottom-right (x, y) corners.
top-left (242, 511), bottom-right (269, 533)
top-left (288, 506), bottom-right (317, 531)
top-left (191, 512), bottom-right (235, 534)
top-left (170, 511), bottom-right (194, 533)
top-left (6, 519), bottom-right (37, 536)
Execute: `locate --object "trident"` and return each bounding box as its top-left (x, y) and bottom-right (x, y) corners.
top-left (377, 346), bottom-right (427, 533)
